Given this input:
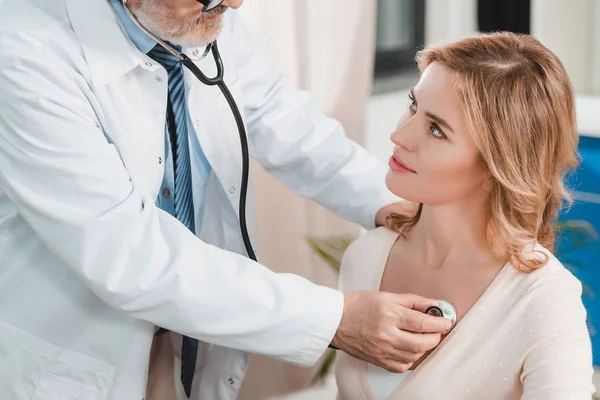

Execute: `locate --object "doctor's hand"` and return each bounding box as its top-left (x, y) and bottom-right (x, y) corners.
top-left (331, 292), bottom-right (452, 373)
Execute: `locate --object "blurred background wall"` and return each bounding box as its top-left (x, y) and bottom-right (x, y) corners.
top-left (236, 1), bottom-right (377, 399)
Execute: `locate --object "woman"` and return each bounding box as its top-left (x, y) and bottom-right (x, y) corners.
top-left (335, 32), bottom-right (596, 399)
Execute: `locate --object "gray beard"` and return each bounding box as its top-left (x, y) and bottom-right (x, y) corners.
top-left (130, 2), bottom-right (226, 48)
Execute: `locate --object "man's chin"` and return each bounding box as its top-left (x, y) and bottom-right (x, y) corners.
top-left (169, 26), bottom-right (223, 48)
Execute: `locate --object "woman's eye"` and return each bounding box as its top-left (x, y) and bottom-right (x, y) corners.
top-left (408, 92), bottom-right (448, 140)
top-left (430, 123), bottom-right (447, 139)
top-left (408, 94), bottom-right (417, 112)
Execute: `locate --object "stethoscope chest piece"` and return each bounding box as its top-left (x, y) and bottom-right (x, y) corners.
top-left (425, 300), bottom-right (457, 334)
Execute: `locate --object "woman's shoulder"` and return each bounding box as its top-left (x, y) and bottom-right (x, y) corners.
top-left (342, 227), bottom-right (399, 265)
top-left (348, 226), bottom-right (399, 251)
top-left (511, 243), bottom-right (587, 336)
top-left (338, 227), bottom-right (399, 292)
top-left (518, 243), bottom-right (583, 293)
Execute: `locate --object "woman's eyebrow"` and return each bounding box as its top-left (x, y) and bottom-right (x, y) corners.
top-left (412, 89), bottom-right (455, 134)
top-left (425, 111), bottom-right (454, 134)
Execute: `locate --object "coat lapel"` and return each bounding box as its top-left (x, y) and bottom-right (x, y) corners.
top-left (66, 0), bottom-right (168, 199)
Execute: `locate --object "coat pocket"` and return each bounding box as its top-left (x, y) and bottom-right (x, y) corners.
top-left (33, 372), bottom-right (107, 400)
top-left (0, 321), bottom-right (115, 400)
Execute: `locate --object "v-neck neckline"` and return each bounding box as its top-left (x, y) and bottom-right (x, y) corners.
top-left (364, 228), bottom-right (512, 399)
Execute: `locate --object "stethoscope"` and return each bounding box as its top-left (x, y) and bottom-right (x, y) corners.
top-left (426, 300), bottom-right (457, 334)
top-left (121, 0), bottom-right (257, 262)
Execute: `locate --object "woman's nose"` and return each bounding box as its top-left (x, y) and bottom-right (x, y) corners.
top-left (391, 115), bottom-right (417, 152)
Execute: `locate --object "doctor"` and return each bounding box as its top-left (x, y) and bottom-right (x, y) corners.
top-left (0, 0), bottom-right (452, 399)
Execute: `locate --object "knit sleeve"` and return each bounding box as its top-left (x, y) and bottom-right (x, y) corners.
top-left (519, 272), bottom-right (595, 399)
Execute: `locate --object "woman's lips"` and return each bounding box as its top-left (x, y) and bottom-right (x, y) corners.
top-left (389, 154), bottom-right (416, 173)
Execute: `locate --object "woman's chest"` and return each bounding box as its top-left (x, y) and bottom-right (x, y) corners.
top-left (337, 330), bottom-right (523, 400)
top-left (381, 268), bottom-right (498, 325)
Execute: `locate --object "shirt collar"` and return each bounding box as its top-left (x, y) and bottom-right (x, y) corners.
top-left (108, 0), bottom-right (156, 54)
top-left (64, 0), bottom-right (212, 89)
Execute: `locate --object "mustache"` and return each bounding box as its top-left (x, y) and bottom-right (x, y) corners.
top-left (200, 5), bottom-right (227, 20)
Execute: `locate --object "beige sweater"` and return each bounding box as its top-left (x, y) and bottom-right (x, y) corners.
top-left (335, 228), bottom-right (596, 400)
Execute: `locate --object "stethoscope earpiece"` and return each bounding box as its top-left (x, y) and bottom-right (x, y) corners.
top-left (425, 300), bottom-right (457, 334)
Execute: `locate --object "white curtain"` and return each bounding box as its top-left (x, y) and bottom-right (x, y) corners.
top-left (531, 0), bottom-right (598, 95)
top-left (237, 1), bottom-right (377, 399)
top-left (592, 1), bottom-right (600, 96)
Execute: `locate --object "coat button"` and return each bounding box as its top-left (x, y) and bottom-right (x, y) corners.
top-left (162, 188), bottom-right (171, 198)
top-left (158, 157), bottom-right (163, 164)
top-left (229, 187), bottom-right (236, 194)
top-left (227, 377), bottom-right (235, 385)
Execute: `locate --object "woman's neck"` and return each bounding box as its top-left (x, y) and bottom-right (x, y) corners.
top-left (408, 196), bottom-right (499, 270)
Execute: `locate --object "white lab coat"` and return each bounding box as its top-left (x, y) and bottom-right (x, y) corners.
top-left (0, 0), bottom-right (396, 399)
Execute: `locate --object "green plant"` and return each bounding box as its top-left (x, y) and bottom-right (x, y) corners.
top-left (307, 220), bottom-right (599, 385)
top-left (306, 236), bottom-right (354, 385)
top-left (307, 235), bottom-right (354, 385)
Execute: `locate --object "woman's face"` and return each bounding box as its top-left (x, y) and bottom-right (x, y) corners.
top-left (386, 62), bottom-right (488, 206)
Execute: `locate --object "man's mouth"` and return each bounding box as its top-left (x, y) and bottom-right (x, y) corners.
top-left (203, 5), bottom-right (226, 20)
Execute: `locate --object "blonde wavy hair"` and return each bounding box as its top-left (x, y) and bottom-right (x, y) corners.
top-left (387, 32), bottom-right (579, 271)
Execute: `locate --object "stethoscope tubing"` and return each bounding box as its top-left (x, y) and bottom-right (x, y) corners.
top-left (122, 2), bottom-right (257, 262)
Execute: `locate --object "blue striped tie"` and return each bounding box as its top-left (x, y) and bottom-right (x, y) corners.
top-left (148, 44), bottom-right (198, 398)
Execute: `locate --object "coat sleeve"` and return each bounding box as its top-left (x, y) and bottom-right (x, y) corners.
top-left (226, 12), bottom-right (398, 230)
top-left (0, 44), bottom-right (343, 367)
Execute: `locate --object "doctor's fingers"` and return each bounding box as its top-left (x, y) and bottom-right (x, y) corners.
top-left (391, 329), bottom-right (442, 355)
top-left (366, 332), bottom-right (439, 372)
top-left (348, 342), bottom-right (423, 373)
top-left (372, 356), bottom-right (417, 374)
top-left (389, 292), bottom-right (441, 313)
top-left (364, 330), bottom-right (440, 368)
top-left (394, 305), bottom-right (453, 334)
